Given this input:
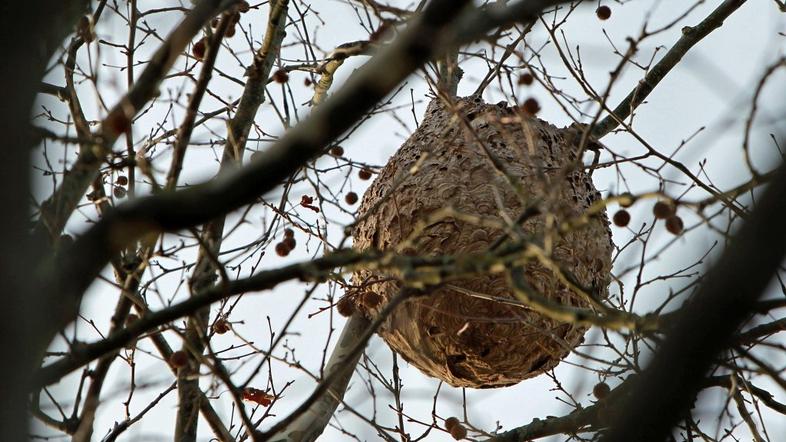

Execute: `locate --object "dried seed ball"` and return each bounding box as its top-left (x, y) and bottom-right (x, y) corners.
top-left (169, 350), bottom-right (189, 368)
top-left (192, 38), bottom-right (207, 61)
top-left (522, 97), bottom-right (540, 115)
top-left (612, 209), bottom-right (630, 227)
top-left (113, 186), bottom-right (127, 199)
top-left (596, 5), bottom-right (611, 20)
top-left (449, 424), bottom-right (467, 440)
top-left (275, 242), bottom-right (290, 257)
top-left (284, 228), bottom-right (294, 238)
top-left (213, 318), bottom-right (230, 334)
top-left (336, 296), bottom-right (355, 317)
top-left (77, 15), bottom-right (95, 43)
top-left (345, 192), bottom-right (359, 205)
top-left (283, 236), bottom-right (296, 250)
top-left (362, 291), bottom-right (382, 309)
top-left (226, 24), bottom-right (236, 38)
top-left (116, 175), bottom-right (129, 186)
top-left (358, 168), bottom-right (373, 180)
top-left (106, 110), bottom-right (131, 135)
top-left (665, 215), bottom-right (684, 235)
top-left (231, 11), bottom-right (241, 23)
top-left (517, 72), bottom-right (534, 86)
top-left (272, 69), bottom-right (289, 83)
top-left (593, 381), bottom-right (611, 399)
top-left (653, 201), bottom-right (675, 219)
top-left (237, 1), bottom-right (250, 12)
top-left (329, 145), bottom-right (344, 157)
top-left (444, 417), bottom-right (460, 431)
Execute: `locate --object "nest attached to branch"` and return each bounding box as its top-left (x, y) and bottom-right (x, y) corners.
top-left (348, 96), bottom-right (613, 388)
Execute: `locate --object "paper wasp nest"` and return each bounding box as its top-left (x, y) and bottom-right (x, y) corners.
top-left (349, 96), bottom-right (613, 388)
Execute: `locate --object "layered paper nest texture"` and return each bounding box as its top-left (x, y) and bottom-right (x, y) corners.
top-left (350, 96), bottom-right (613, 388)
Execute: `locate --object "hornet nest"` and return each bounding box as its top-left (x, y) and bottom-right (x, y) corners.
top-left (348, 95), bottom-right (613, 388)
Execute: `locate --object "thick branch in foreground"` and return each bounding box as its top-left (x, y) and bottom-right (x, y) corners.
top-left (600, 159), bottom-right (786, 441)
top-left (0, 1), bottom-right (88, 441)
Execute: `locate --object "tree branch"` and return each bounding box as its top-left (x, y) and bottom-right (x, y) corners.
top-left (176, 3), bottom-right (288, 440)
top-left (592, 0), bottom-right (747, 138)
top-left (35, 0), bottom-right (239, 240)
top-left (38, 0), bottom-right (581, 368)
top-left (600, 158), bottom-right (786, 441)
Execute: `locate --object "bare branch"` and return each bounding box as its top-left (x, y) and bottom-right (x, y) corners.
top-left (592, 0), bottom-right (747, 138)
top-left (600, 160), bottom-right (786, 441)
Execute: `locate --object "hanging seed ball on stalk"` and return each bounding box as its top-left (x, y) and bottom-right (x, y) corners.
top-left (347, 96), bottom-right (613, 388)
top-left (213, 318), bottom-right (230, 334)
top-left (449, 424), bottom-right (468, 440)
top-left (596, 5), bottom-right (612, 20)
top-left (192, 38), bottom-right (207, 61)
top-left (612, 209), bottom-right (630, 227)
top-left (665, 215), bottom-right (684, 235)
top-left (653, 200), bottom-right (675, 219)
top-left (113, 186), bottom-right (127, 199)
top-left (345, 191), bottom-right (359, 205)
top-left (444, 417), bottom-right (461, 431)
top-left (358, 168), bottom-right (373, 180)
top-left (517, 72), bottom-right (534, 86)
top-left (593, 381), bottom-right (611, 399)
top-left (274, 242), bottom-right (290, 257)
top-left (169, 351), bottom-right (189, 368)
top-left (336, 296), bottom-right (355, 317)
top-left (522, 97), bottom-right (541, 115)
top-left (272, 69), bottom-right (289, 84)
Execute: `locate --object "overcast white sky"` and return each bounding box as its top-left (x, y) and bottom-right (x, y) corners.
top-left (36, 1), bottom-right (786, 440)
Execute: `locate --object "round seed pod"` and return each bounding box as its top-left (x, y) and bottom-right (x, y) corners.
top-left (212, 318), bottom-right (230, 334)
top-left (169, 351), bottom-right (189, 368)
top-left (336, 296), bottom-right (355, 317)
top-left (345, 191), bottom-right (359, 205)
top-left (517, 72), bottom-right (534, 86)
top-left (522, 97), bottom-right (540, 115)
top-left (348, 96), bottom-right (613, 388)
top-left (593, 381), bottom-right (611, 399)
top-left (358, 168), bottom-right (373, 180)
top-left (612, 209), bottom-right (630, 227)
top-left (444, 417), bottom-right (461, 431)
top-left (449, 424), bottom-right (467, 440)
top-left (596, 6), bottom-right (612, 20)
top-left (275, 242), bottom-right (290, 257)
